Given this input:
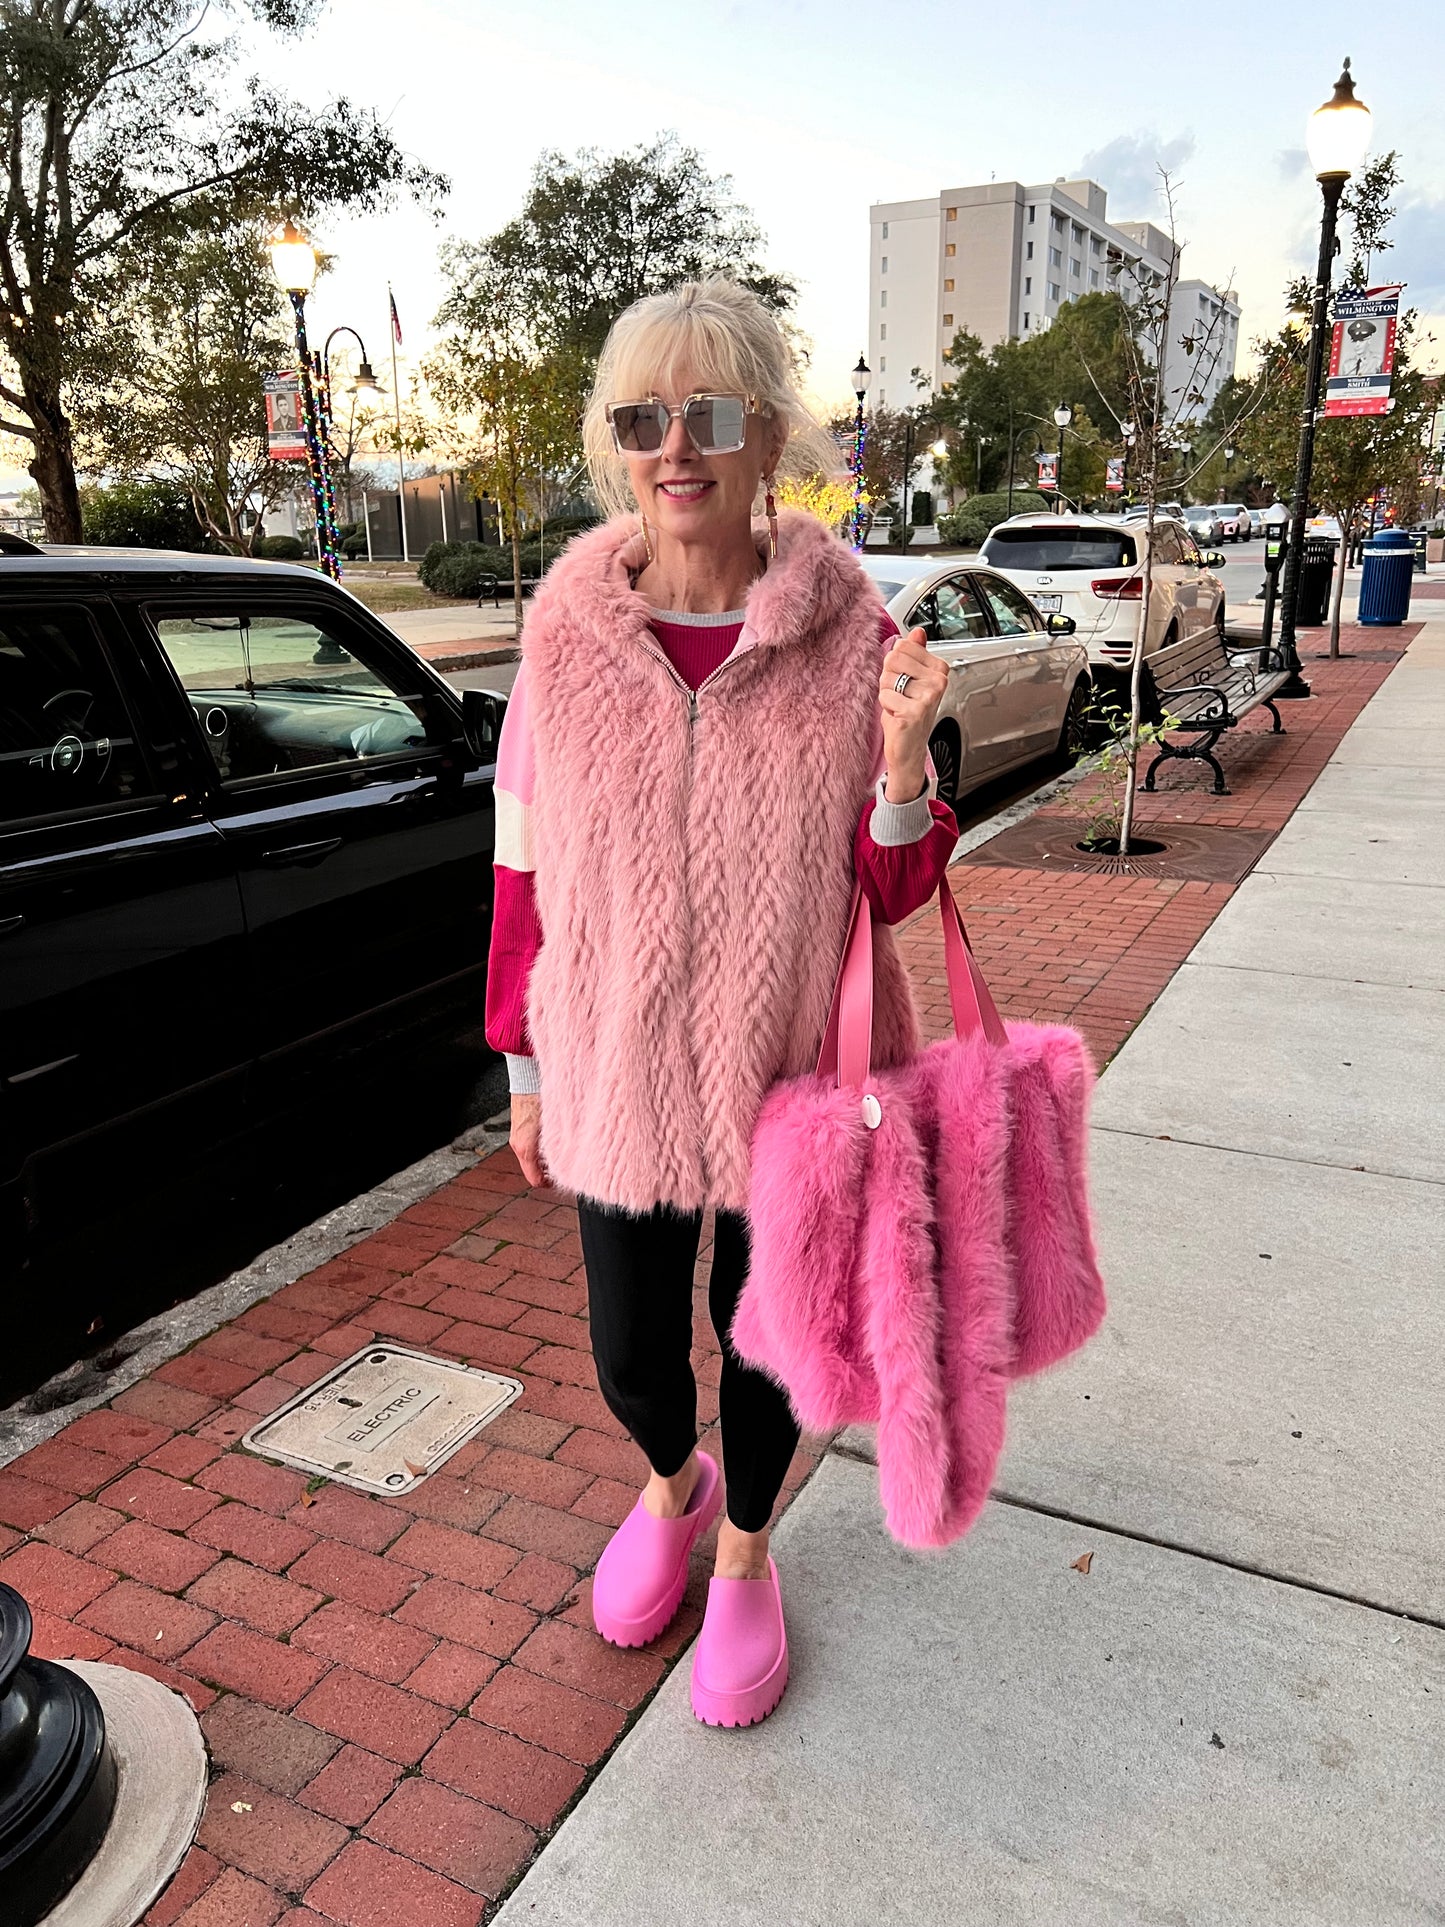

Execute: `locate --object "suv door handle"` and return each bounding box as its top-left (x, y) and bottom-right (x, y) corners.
top-left (0, 914), bottom-right (25, 938)
top-left (257, 836), bottom-right (343, 868)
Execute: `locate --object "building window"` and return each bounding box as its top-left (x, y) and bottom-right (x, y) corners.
top-left (1070, 257), bottom-right (1081, 278)
top-left (945, 242), bottom-right (956, 257)
top-left (879, 356), bottom-right (886, 372)
top-left (1026, 239), bottom-right (1034, 260)
top-left (942, 312), bottom-right (953, 326)
top-left (1049, 281), bottom-right (1061, 302)
top-left (1028, 204), bottom-right (1036, 224)
top-left (1024, 275), bottom-right (1031, 294)
top-left (878, 389), bottom-right (885, 404)
top-left (879, 323), bottom-right (886, 340)
top-left (1089, 269), bottom-right (1099, 289)
top-left (1052, 211), bottom-right (1064, 233)
top-left (1071, 223), bottom-right (1084, 244)
top-left (880, 289), bottom-right (887, 307)
top-left (881, 256), bottom-right (888, 273)
top-left (881, 221), bottom-right (889, 239)
top-left (1049, 245), bottom-right (1062, 267)
top-left (943, 277), bottom-right (954, 291)
top-left (1023, 312), bottom-right (1030, 330)
top-left (946, 206), bottom-right (957, 221)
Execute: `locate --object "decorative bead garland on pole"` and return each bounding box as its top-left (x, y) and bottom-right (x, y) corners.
top-left (289, 290), bottom-right (343, 582)
top-left (850, 354), bottom-right (871, 551)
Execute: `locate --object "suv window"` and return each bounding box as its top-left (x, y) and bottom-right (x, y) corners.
top-left (982, 526), bottom-right (1137, 571)
top-left (1150, 523), bottom-right (1180, 565)
top-left (976, 575), bottom-right (1040, 636)
top-left (0, 603), bottom-right (153, 827)
top-left (149, 607), bottom-right (442, 785)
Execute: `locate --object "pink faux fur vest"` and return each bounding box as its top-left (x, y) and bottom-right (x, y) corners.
top-left (521, 509), bottom-right (920, 1213)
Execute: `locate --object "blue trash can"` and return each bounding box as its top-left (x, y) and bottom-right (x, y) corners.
top-left (1358, 529), bottom-right (1415, 625)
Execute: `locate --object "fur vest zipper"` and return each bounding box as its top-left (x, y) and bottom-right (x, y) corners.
top-left (522, 508), bottom-right (921, 1214)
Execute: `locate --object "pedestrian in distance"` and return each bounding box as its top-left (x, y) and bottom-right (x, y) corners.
top-left (484, 277), bottom-right (955, 1727)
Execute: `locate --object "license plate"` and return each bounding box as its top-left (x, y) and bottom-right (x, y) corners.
top-left (1034, 594), bottom-right (1062, 612)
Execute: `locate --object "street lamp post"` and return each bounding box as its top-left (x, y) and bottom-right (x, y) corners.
top-left (929, 437), bottom-right (948, 532)
top-left (849, 355), bottom-right (870, 549)
top-left (1276, 58), bottom-right (1374, 696)
top-left (1053, 404), bottom-right (1071, 512)
top-left (317, 325), bottom-right (384, 527)
top-left (900, 412), bottom-right (916, 544)
top-left (268, 220), bottom-right (343, 583)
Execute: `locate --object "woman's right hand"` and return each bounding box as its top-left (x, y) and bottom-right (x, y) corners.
top-left (509, 1092), bottom-right (545, 1188)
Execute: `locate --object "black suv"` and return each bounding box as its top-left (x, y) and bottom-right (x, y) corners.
top-left (0, 541), bottom-right (505, 1274)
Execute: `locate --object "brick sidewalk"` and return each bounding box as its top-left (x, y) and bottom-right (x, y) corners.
top-left (0, 625), bottom-right (1417, 1926)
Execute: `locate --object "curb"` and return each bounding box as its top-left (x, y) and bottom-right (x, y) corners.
top-left (0, 1121), bottom-right (511, 1468)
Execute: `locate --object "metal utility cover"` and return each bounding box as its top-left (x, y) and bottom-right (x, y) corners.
top-left (241, 1343), bottom-right (523, 1495)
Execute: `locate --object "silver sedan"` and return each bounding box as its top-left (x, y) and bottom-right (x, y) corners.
top-left (858, 553), bottom-right (1092, 811)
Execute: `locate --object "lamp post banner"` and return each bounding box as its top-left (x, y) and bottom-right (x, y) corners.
top-left (1324, 285), bottom-right (1403, 417)
top-left (264, 372), bottom-right (308, 459)
top-left (1037, 452), bottom-right (1058, 491)
top-left (1105, 457), bottom-right (1125, 493)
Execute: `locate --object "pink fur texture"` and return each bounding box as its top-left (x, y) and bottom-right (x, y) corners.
top-left (738, 1017), bottom-right (1107, 1550)
top-left (521, 509), bottom-right (919, 1215)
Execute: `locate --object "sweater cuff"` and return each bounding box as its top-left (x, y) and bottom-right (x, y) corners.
top-left (505, 1052), bottom-right (541, 1095)
top-left (871, 770), bottom-right (940, 846)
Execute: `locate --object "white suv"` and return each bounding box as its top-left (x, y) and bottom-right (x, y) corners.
top-left (977, 512), bottom-right (1226, 689)
top-left (1213, 503), bottom-right (1251, 542)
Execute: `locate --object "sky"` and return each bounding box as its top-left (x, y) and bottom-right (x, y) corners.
top-left (6, 0), bottom-right (1445, 494)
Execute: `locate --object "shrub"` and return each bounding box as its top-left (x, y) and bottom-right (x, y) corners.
top-left (419, 538), bottom-right (563, 597)
top-left (255, 534), bottom-right (308, 561)
top-left (340, 531), bottom-right (370, 558)
top-left (937, 489), bottom-right (1050, 549)
top-left (81, 480), bottom-right (207, 551)
top-left (910, 490), bottom-right (933, 527)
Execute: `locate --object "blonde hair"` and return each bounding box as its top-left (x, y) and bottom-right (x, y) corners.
top-left (582, 277), bottom-right (840, 519)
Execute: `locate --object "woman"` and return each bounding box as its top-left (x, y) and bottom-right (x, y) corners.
top-left (484, 278), bottom-right (955, 1728)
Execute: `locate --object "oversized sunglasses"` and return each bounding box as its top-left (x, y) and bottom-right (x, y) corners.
top-left (606, 393), bottom-right (759, 456)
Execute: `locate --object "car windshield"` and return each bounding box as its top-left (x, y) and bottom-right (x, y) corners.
top-left (1216, 505), bottom-right (1245, 517)
top-left (867, 577), bottom-right (914, 599)
top-left (982, 527), bottom-right (1137, 570)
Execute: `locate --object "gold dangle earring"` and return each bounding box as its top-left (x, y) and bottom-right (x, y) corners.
top-left (764, 475), bottom-right (778, 560)
top-left (639, 511), bottom-right (654, 565)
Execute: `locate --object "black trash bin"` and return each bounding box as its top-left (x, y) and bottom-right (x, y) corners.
top-left (1296, 535), bottom-right (1338, 627)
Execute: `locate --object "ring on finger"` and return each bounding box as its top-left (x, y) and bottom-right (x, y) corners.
top-left (893, 672), bottom-right (913, 694)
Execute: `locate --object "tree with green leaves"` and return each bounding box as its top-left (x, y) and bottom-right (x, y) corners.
top-left (469, 135), bottom-right (795, 362)
top-left (1233, 152), bottom-right (1432, 656)
top-left (427, 252), bottom-right (590, 631)
top-left (0, 0), bottom-right (443, 540)
top-left (82, 210), bottom-right (294, 552)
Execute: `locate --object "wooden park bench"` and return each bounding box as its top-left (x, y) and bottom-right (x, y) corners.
top-left (1142, 627), bottom-right (1291, 797)
top-left (476, 573), bottom-right (541, 608)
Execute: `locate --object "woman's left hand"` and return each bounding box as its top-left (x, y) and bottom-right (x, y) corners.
top-left (878, 627), bottom-right (949, 802)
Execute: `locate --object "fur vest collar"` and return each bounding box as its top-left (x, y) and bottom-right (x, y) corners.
top-left (520, 508), bottom-right (920, 1214)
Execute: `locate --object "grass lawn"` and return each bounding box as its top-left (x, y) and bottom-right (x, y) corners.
top-left (339, 576), bottom-right (473, 614)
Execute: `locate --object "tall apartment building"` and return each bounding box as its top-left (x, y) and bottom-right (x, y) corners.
top-left (868, 178), bottom-right (1239, 422)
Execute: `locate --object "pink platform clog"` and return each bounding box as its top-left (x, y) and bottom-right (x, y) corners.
top-left (690, 1555), bottom-right (789, 1728)
top-left (591, 1451), bottom-right (722, 1649)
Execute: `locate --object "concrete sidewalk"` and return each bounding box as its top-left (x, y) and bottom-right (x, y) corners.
top-left (494, 628), bottom-right (1445, 1923)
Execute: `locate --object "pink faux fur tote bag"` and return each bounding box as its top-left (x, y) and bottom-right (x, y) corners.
top-left (733, 881), bottom-right (1106, 1550)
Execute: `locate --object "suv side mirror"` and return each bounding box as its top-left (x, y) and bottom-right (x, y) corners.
top-left (462, 687), bottom-right (505, 763)
top-left (1044, 611), bottom-right (1077, 635)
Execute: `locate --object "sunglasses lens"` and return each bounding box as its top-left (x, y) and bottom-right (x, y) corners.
top-left (685, 395), bottom-right (747, 453)
top-left (611, 403), bottom-right (667, 453)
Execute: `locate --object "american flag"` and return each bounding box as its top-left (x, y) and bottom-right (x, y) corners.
top-left (389, 290), bottom-right (403, 346)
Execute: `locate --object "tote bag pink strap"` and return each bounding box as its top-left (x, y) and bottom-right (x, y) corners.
top-left (817, 876), bottom-right (1007, 1093)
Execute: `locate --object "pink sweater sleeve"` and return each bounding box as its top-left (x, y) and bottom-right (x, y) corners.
top-left (855, 608), bottom-right (958, 923)
top-left (484, 663), bottom-right (543, 1090)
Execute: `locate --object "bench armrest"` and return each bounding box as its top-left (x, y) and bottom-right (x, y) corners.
top-left (1155, 678), bottom-right (1231, 725)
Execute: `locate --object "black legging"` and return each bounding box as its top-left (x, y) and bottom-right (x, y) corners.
top-left (575, 1199), bottom-right (800, 1533)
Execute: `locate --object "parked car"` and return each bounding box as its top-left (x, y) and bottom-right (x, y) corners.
top-left (976, 513), bottom-right (1227, 700)
top-left (1184, 506), bottom-right (1224, 547)
top-left (1246, 507), bottom-right (1266, 538)
top-left (857, 553), bottom-right (1091, 810)
top-left (1212, 504), bottom-right (1252, 542)
top-left (0, 542), bottom-right (505, 1274)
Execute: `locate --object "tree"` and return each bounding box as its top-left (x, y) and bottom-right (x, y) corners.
top-left (1233, 153), bottom-right (1434, 656)
top-left (427, 253), bottom-right (590, 630)
top-left (80, 477), bottom-right (206, 548)
top-left (84, 210), bottom-right (294, 552)
top-left (471, 134), bottom-right (795, 362)
top-left (0, 0), bottom-right (443, 540)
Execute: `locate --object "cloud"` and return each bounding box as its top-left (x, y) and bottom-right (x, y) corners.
top-left (1075, 132), bottom-right (1196, 212)
top-left (1389, 195), bottom-right (1445, 309)
top-left (1275, 147), bottom-right (1309, 181)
